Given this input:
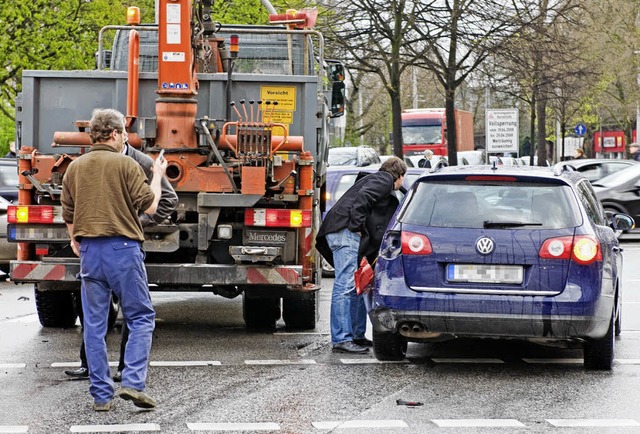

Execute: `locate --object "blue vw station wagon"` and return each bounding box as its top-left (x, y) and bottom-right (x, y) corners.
top-left (370, 164), bottom-right (634, 370)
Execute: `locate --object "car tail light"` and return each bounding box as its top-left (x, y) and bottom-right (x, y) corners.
top-left (7, 205), bottom-right (54, 224)
top-left (244, 209), bottom-right (311, 228)
top-left (539, 235), bottom-right (601, 265)
top-left (401, 231), bottom-right (432, 255)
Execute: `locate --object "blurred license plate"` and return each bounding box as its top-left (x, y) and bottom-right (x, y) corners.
top-left (447, 264), bottom-right (523, 284)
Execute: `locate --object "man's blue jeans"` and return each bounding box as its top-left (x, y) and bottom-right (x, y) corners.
top-left (79, 237), bottom-right (155, 404)
top-left (326, 228), bottom-right (367, 345)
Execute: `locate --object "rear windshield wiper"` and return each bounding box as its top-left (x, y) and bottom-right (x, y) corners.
top-left (483, 221), bottom-right (543, 228)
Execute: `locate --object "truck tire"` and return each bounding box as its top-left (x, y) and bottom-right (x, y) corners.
top-left (373, 329), bottom-right (407, 361)
top-left (34, 287), bottom-right (78, 328)
top-left (583, 312), bottom-right (615, 370)
top-left (243, 293), bottom-right (281, 330)
top-left (283, 292), bottom-right (318, 330)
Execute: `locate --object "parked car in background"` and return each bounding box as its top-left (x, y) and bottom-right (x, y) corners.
top-left (458, 150), bottom-right (486, 165)
top-left (591, 163), bottom-right (640, 222)
top-left (370, 165), bottom-right (633, 370)
top-left (0, 158), bottom-right (18, 203)
top-left (321, 164), bottom-right (427, 276)
top-left (555, 158), bottom-right (637, 184)
top-left (0, 196), bottom-right (17, 274)
top-left (380, 155), bottom-right (415, 167)
top-left (328, 146), bottom-right (381, 167)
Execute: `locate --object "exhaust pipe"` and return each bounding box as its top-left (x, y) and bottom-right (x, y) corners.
top-left (398, 321), bottom-right (443, 339)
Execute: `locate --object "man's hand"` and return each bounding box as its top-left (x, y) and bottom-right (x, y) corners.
top-left (153, 154), bottom-right (168, 178)
top-left (70, 239), bottom-right (80, 257)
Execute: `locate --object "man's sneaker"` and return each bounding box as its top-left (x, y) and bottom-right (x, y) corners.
top-left (117, 387), bottom-right (157, 409)
top-left (332, 341), bottom-right (369, 354)
top-left (113, 370), bottom-right (122, 382)
top-left (93, 400), bottom-right (115, 412)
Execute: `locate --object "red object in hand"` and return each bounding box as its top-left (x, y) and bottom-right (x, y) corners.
top-left (354, 257), bottom-right (374, 296)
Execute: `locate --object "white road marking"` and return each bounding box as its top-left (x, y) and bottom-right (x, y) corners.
top-left (522, 358), bottom-right (583, 364)
top-left (51, 362), bottom-right (117, 368)
top-left (0, 363), bottom-right (26, 369)
top-left (150, 361), bottom-right (221, 367)
top-left (187, 422), bottom-right (280, 431)
top-left (273, 332), bottom-right (329, 336)
top-left (615, 359), bottom-right (640, 364)
top-left (432, 419), bottom-right (526, 427)
top-left (312, 420), bottom-right (408, 429)
top-left (0, 426), bottom-right (28, 433)
top-left (340, 358), bottom-right (409, 364)
top-left (431, 358), bottom-right (505, 364)
top-left (547, 419), bottom-right (640, 427)
top-left (244, 359), bottom-right (316, 365)
top-left (69, 423), bottom-right (161, 432)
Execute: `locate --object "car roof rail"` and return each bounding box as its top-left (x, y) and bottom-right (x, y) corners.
top-left (553, 162), bottom-right (576, 176)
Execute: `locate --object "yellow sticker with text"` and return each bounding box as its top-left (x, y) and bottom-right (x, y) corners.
top-left (260, 86), bottom-right (296, 111)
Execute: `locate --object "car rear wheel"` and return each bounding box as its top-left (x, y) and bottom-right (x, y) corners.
top-left (583, 312), bottom-right (615, 370)
top-left (373, 330), bottom-right (407, 361)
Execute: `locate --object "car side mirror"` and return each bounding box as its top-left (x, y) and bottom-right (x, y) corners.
top-left (610, 213), bottom-right (634, 232)
top-left (330, 81), bottom-right (345, 118)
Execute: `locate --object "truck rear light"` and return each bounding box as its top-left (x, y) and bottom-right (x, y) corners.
top-left (245, 209), bottom-right (311, 228)
top-left (401, 231), bottom-right (432, 255)
top-left (539, 235), bottom-right (601, 265)
top-left (7, 205), bottom-right (54, 224)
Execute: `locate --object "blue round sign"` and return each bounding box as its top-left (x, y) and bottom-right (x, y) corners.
top-left (574, 123), bottom-right (587, 136)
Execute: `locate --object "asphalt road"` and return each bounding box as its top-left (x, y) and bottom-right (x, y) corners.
top-left (0, 242), bottom-right (639, 433)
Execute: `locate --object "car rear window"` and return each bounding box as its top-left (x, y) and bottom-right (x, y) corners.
top-left (399, 181), bottom-right (580, 229)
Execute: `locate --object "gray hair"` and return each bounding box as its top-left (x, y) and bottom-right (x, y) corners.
top-left (423, 149), bottom-right (434, 158)
top-left (89, 108), bottom-right (126, 144)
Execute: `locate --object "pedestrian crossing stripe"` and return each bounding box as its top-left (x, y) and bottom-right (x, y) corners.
top-left (547, 419), bottom-right (640, 427)
top-left (69, 423), bottom-right (161, 432)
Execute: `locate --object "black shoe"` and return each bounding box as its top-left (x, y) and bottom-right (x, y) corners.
top-left (113, 370), bottom-right (122, 382)
top-left (353, 338), bottom-right (373, 347)
top-left (332, 341), bottom-right (369, 354)
top-left (65, 367), bottom-right (89, 378)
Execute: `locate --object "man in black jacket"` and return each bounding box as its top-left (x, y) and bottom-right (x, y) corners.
top-left (316, 157), bottom-right (407, 353)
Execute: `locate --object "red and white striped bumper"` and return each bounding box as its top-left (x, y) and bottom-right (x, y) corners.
top-left (10, 261), bottom-right (303, 287)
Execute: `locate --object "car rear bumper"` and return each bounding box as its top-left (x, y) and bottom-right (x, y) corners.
top-left (370, 282), bottom-right (614, 341)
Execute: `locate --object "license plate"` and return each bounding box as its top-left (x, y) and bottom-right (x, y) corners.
top-left (447, 264), bottom-right (523, 284)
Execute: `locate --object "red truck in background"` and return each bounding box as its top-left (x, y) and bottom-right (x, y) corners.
top-left (401, 108), bottom-right (474, 156)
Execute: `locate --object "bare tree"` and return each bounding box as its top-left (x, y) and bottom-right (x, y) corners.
top-left (320, 0), bottom-right (436, 157)
top-left (409, 0), bottom-right (525, 165)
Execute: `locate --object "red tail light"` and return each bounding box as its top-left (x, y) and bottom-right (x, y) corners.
top-left (245, 209), bottom-right (311, 228)
top-left (7, 205), bottom-right (54, 224)
top-left (539, 235), bottom-right (601, 265)
top-left (401, 231), bottom-right (432, 255)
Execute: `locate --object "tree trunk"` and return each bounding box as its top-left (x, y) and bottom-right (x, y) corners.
top-left (391, 89), bottom-right (404, 157)
top-left (445, 86), bottom-right (458, 166)
top-left (536, 92), bottom-right (548, 166)
top-left (529, 93), bottom-right (536, 166)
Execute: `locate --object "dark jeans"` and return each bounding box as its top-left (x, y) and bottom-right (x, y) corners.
top-left (79, 323), bottom-right (128, 372)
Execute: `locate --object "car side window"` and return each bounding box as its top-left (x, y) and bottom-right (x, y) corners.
top-left (576, 180), bottom-right (605, 225)
top-left (577, 164), bottom-right (602, 182)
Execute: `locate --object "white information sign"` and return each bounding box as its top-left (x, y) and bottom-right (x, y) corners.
top-left (486, 109), bottom-right (519, 153)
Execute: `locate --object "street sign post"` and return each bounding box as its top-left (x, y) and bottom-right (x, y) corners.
top-left (486, 109), bottom-right (519, 153)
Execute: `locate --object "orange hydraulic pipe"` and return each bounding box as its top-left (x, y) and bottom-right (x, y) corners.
top-left (17, 147), bottom-right (33, 261)
top-left (298, 151), bottom-right (314, 280)
top-left (53, 131), bottom-right (142, 148)
top-left (126, 29), bottom-right (140, 124)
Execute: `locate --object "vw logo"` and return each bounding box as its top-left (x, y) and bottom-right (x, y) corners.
top-left (476, 237), bottom-right (495, 255)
